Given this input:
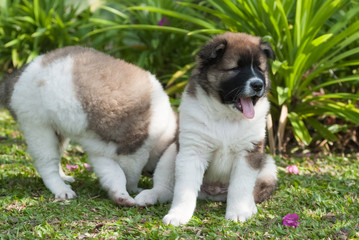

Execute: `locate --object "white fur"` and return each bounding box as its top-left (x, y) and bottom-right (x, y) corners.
top-left (135, 143), bottom-right (177, 206)
top-left (9, 54), bottom-right (177, 202)
top-left (163, 87), bottom-right (273, 226)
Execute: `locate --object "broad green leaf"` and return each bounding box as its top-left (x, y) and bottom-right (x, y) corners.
top-left (271, 60), bottom-right (283, 75)
top-left (276, 86), bottom-right (289, 105)
top-left (84, 24), bottom-right (208, 40)
top-left (4, 39), bottom-right (20, 47)
top-left (166, 63), bottom-right (194, 87)
top-left (127, 6), bottom-right (214, 29)
top-left (89, 18), bottom-right (118, 26)
top-left (310, 75), bottom-right (359, 93)
top-left (15, 16), bottom-right (36, 25)
top-left (311, 33), bottom-right (333, 47)
top-left (187, 29), bottom-right (225, 36)
top-left (287, 112), bottom-right (312, 145)
top-left (33, 0), bottom-right (40, 24)
top-left (301, 100), bottom-right (359, 125)
top-left (166, 80), bottom-right (188, 96)
top-left (11, 48), bottom-right (20, 67)
top-left (305, 117), bottom-right (338, 141)
top-left (100, 5), bottom-right (128, 19)
top-left (31, 28), bottom-right (47, 38)
top-left (312, 93), bottom-right (359, 101)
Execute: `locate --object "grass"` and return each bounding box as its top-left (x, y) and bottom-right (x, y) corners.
top-left (1, 109), bottom-right (358, 239)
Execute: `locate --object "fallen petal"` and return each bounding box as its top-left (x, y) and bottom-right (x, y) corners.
top-left (66, 164), bottom-right (79, 171)
top-left (286, 165), bottom-right (299, 174)
top-left (83, 163), bottom-right (92, 171)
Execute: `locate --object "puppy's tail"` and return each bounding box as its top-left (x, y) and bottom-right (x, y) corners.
top-left (0, 64), bottom-right (27, 109)
top-left (253, 155), bottom-right (277, 203)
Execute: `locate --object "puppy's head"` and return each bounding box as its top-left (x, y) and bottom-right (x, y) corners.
top-left (192, 32), bottom-right (275, 119)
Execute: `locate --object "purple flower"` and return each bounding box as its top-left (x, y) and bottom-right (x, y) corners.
top-left (286, 165), bottom-right (299, 174)
top-left (158, 17), bottom-right (169, 26)
top-left (283, 213), bottom-right (300, 228)
top-left (66, 164), bottom-right (79, 171)
top-left (83, 163), bottom-right (92, 171)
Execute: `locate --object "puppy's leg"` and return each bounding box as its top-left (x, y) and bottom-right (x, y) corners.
top-left (88, 155), bottom-right (135, 206)
top-left (56, 137), bottom-right (75, 183)
top-left (225, 157), bottom-right (259, 222)
top-left (253, 155), bottom-right (277, 203)
top-left (135, 143), bottom-right (177, 206)
top-left (22, 124), bottom-right (76, 199)
top-left (163, 150), bottom-right (210, 226)
top-left (118, 150), bottom-right (150, 194)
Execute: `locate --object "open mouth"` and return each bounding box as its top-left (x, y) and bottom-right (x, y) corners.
top-left (234, 96), bottom-right (259, 119)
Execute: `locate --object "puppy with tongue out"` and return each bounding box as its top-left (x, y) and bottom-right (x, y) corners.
top-left (160, 32), bottom-right (278, 226)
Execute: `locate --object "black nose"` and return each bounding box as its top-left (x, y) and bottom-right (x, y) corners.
top-left (250, 80), bottom-right (264, 92)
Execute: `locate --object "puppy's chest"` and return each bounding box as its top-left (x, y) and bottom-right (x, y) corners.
top-left (208, 118), bottom-right (258, 148)
top-left (203, 119), bottom-right (259, 183)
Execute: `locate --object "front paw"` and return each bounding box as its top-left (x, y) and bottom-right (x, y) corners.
top-left (110, 191), bottom-right (135, 206)
top-left (225, 201), bottom-right (257, 222)
top-left (135, 189), bottom-right (158, 206)
top-left (54, 185), bottom-right (77, 200)
top-left (163, 209), bottom-right (192, 226)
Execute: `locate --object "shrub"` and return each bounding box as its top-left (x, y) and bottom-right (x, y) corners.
top-left (122, 0), bottom-right (359, 153)
top-left (0, 0), bottom-right (92, 72)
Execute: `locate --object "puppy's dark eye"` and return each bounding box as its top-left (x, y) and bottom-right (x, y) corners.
top-left (227, 66), bottom-right (240, 71)
top-left (254, 62), bottom-right (264, 72)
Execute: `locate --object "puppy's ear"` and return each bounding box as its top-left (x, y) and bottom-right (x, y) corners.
top-left (197, 38), bottom-right (227, 65)
top-left (260, 41), bottom-right (275, 60)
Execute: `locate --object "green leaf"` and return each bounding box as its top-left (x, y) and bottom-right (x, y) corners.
top-left (310, 75), bottom-right (359, 93)
top-left (31, 28), bottom-right (47, 38)
top-left (100, 5), bottom-right (128, 19)
top-left (287, 112), bottom-right (312, 145)
top-left (312, 93), bottom-right (359, 101)
top-left (89, 18), bottom-right (118, 26)
top-left (311, 33), bottom-right (333, 47)
top-left (187, 29), bottom-right (225, 36)
top-left (15, 16), bottom-right (36, 25)
top-left (165, 81), bottom-right (188, 96)
top-left (127, 6), bottom-right (214, 29)
top-left (305, 118), bottom-right (338, 141)
top-left (276, 86), bottom-right (289, 105)
top-left (4, 39), bottom-right (20, 48)
top-left (84, 24), bottom-right (208, 40)
top-left (271, 60), bottom-right (284, 74)
top-left (166, 63), bottom-right (194, 87)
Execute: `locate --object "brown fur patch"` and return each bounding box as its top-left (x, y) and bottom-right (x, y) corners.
top-left (253, 177), bottom-right (277, 203)
top-left (43, 46), bottom-right (153, 155)
top-left (41, 46), bottom-right (92, 66)
top-left (0, 64), bottom-right (28, 118)
top-left (246, 140), bottom-right (266, 170)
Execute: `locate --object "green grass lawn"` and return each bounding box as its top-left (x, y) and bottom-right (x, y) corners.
top-left (1, 109), bottom-right (358, 239)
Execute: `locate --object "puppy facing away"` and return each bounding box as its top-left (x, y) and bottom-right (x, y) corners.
top-left (135, 32), bottom-right (278, 225)
top-left (0, 46), bottom-right (177, 205)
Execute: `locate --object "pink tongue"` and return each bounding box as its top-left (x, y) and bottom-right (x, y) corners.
top-left (240, 97), bottom-right (255, 119)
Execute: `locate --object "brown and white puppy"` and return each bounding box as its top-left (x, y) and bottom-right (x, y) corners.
top-left (135, 32), bottom-right (277, 225)
top-left (0, 46), bottom-right (177, 205)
